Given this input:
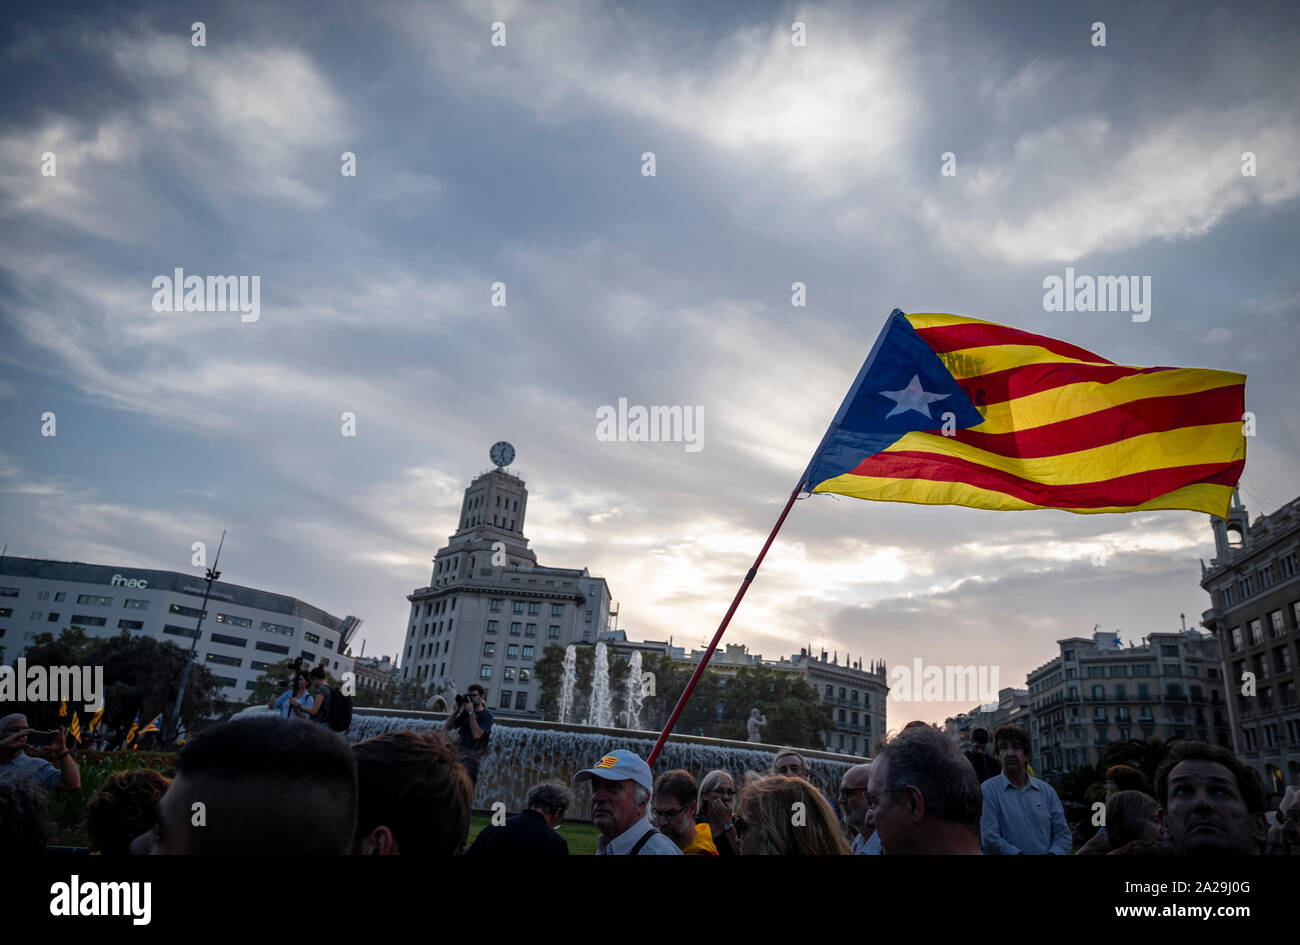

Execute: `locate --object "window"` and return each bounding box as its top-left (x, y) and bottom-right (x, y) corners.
top-left (839, 687), bottom-right (847, 700)
top-left (483, 641), bottom-right (496, 656)
top-left (1230, 627), bottom-right (1243, 651)
top-left (124, 599), bottom-right (150, 610)
top-left (1110, 665), bottom-right (1129, 677)
top-left (118, 619), bottom-right (143, 630)
top-left (71, 615), bottom-right (107, 627)
top-left (548, 625), bottom-right (560, 638)
top-left (212, 676), bottom-right (237, 688)
top-left (524, 602), bottom-right (540, 616)
top-left (261, 621), bottom-right (294, 637)
top-left (1249, 620), bottom-right (1263, 646)
top-left (512, 601), bottom-right (524, 614)
top-left (507, 644), bottom-right (519, 658)
top-left (304, 631), bottom-right (320, 644)
top-left (480, 664), bottom-right (492, 679)
top-left (520, 668), bottom-right (531, 682)
top-left (1166, 664), bottom-right (1182, 677)
top-left (78, 594), bottom-right (113, 606)
top-left (515, 691), bottom-right (527, 710)
top-left (490, 599), bottom-right (502, 612)
top-left (209, 632), bottom-right (246, 647)
top-left (0, 608), bottom-right (9, 617)
top-left (825, 684), bottom-right (833, 699)
top-left (500, 690), bottom-right (513, 708)
top-left (37, 590), bottom-right (50, 601)
top-left (256, 641), bottom-right (290, 654)
top-left (1134, 665), bottom-right (1152, 676)
top-left (510, 622), bottom-right (521, 636)
top-left (1281, 553), bottom-right (1298, 579)
top-left (301, 651), bottom-right (316, 662)
top-left (1091, 685), bottom-right (1104, 700)
top-left (163, 623), bottom-right (199, 638)
top-left (1269, 611), bottom-right (1285, 637)
top-left (503, 666), bottom-right (516, 681)
top-left (1088, 666), bottom-right (1106, 677)
top-left (169, 603), bottom-right (205, 618)
top-left (551, 604), bottom-right (563, 617)
top-left (1161, 644), bottom-right (1179, 657)
top-left (0, 587), bottom-right (19, 597)
top-left (1275, 646), bottom-right (1292, 674)
top-left (47, 612), bottom-right (60, 622)
top-left (215, 613), bottom-right (251, 628)
top-left (205, 653), bottom-right (242, 667)
top-left (525, 623), bottom-right (537, 637)
top-left (324, 639), bottom-right (334, 650)
top-left (487, 620), bottom-right (498, 634)
top-left (522, 645), bottom-right (534, 659)
top-left (1260, 564), bottom-right (1275, 588)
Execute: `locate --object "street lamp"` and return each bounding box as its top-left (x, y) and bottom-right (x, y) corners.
top-left (167, 530), bottom-right (225, 744)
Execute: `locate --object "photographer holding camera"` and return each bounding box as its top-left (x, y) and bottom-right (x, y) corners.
top-left (443, 684), bottom-right (492, 789)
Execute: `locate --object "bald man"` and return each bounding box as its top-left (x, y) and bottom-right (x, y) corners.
top-left (0, 713), bottom-right (80, 792)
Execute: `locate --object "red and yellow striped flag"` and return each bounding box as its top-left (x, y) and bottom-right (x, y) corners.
top-left (802, 311), bottom-right (1246, 517)
top-left (67, 712), bottom-right (81, 744)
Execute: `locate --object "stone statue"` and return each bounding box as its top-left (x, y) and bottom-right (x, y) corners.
top-left (746, 708), bottom-right (767, 743)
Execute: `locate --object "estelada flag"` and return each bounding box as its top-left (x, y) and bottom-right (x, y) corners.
top-left (67, 711), bottom-right (81, 744)
top-left (124, 712), bottom-right (141, 746)
top-left (138, 713), bottom-right (162, 736)
top-left (802, 311), bottom-right (1246, 518)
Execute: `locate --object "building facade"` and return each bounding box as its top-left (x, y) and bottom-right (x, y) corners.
top-left (945, 687), bottom-right (1031, 751)
top-left (0, 557), bottom-right (359, 704)
top-left (640, 641), bottom-right (888, 756)
top-left (1199, 493), bottom-right (1300, 792)
top-left (1027, 628), bottom-right (1230, 778)
top-left (400, 460), bottom-right (616, 719)
top-left (353, 654), bottom-right (401, 701)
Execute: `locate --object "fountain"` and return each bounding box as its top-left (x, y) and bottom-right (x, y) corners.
top-left (557, 645), bottom-right (577, 724)
top-left (584, 641), bottom-right (612, 728)
top-left (235, 705), bottom-right (865, 815)
top-left (624, 650), bottom-right (644, 730)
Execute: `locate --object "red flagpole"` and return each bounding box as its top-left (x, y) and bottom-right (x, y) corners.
top-left (646, 478), bottom-right (806, 766)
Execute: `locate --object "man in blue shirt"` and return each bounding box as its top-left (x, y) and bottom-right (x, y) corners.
top-left (980, 724), bottom-right (1071, 855)
top-left (0, 713), bottom-right (81, 792)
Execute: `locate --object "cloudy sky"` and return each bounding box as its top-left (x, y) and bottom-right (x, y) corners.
top-left (2, 0), bottom-right (1297, 727)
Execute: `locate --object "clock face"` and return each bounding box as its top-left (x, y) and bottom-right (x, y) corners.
top-left (490, 441), bottom-right (515, 467)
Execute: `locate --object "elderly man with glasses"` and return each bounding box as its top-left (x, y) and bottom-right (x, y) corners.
top-left (838, 763), bottom-right (881, 854)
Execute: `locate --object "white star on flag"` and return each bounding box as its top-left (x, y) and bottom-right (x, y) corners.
top-left (880, 374), bottom-right (950, 419)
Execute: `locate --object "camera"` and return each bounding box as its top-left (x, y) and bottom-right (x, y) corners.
top-left (455, 693), bottom-right (468, 706)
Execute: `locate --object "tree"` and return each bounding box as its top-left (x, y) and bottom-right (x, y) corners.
top-left (14, 628), bottom-right (222, 744)
top-left (713, 665), bottom-right (830, 749)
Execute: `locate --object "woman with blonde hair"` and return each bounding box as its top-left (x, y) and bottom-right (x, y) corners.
top-left (735, 775), bottom-right (850, 855)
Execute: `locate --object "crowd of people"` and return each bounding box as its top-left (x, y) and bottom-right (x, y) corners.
top-left (1, 705), bottom-right (1297, 855)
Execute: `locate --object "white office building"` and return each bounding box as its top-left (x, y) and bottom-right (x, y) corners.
top-left (0, 557), bottom-right (360, 704)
